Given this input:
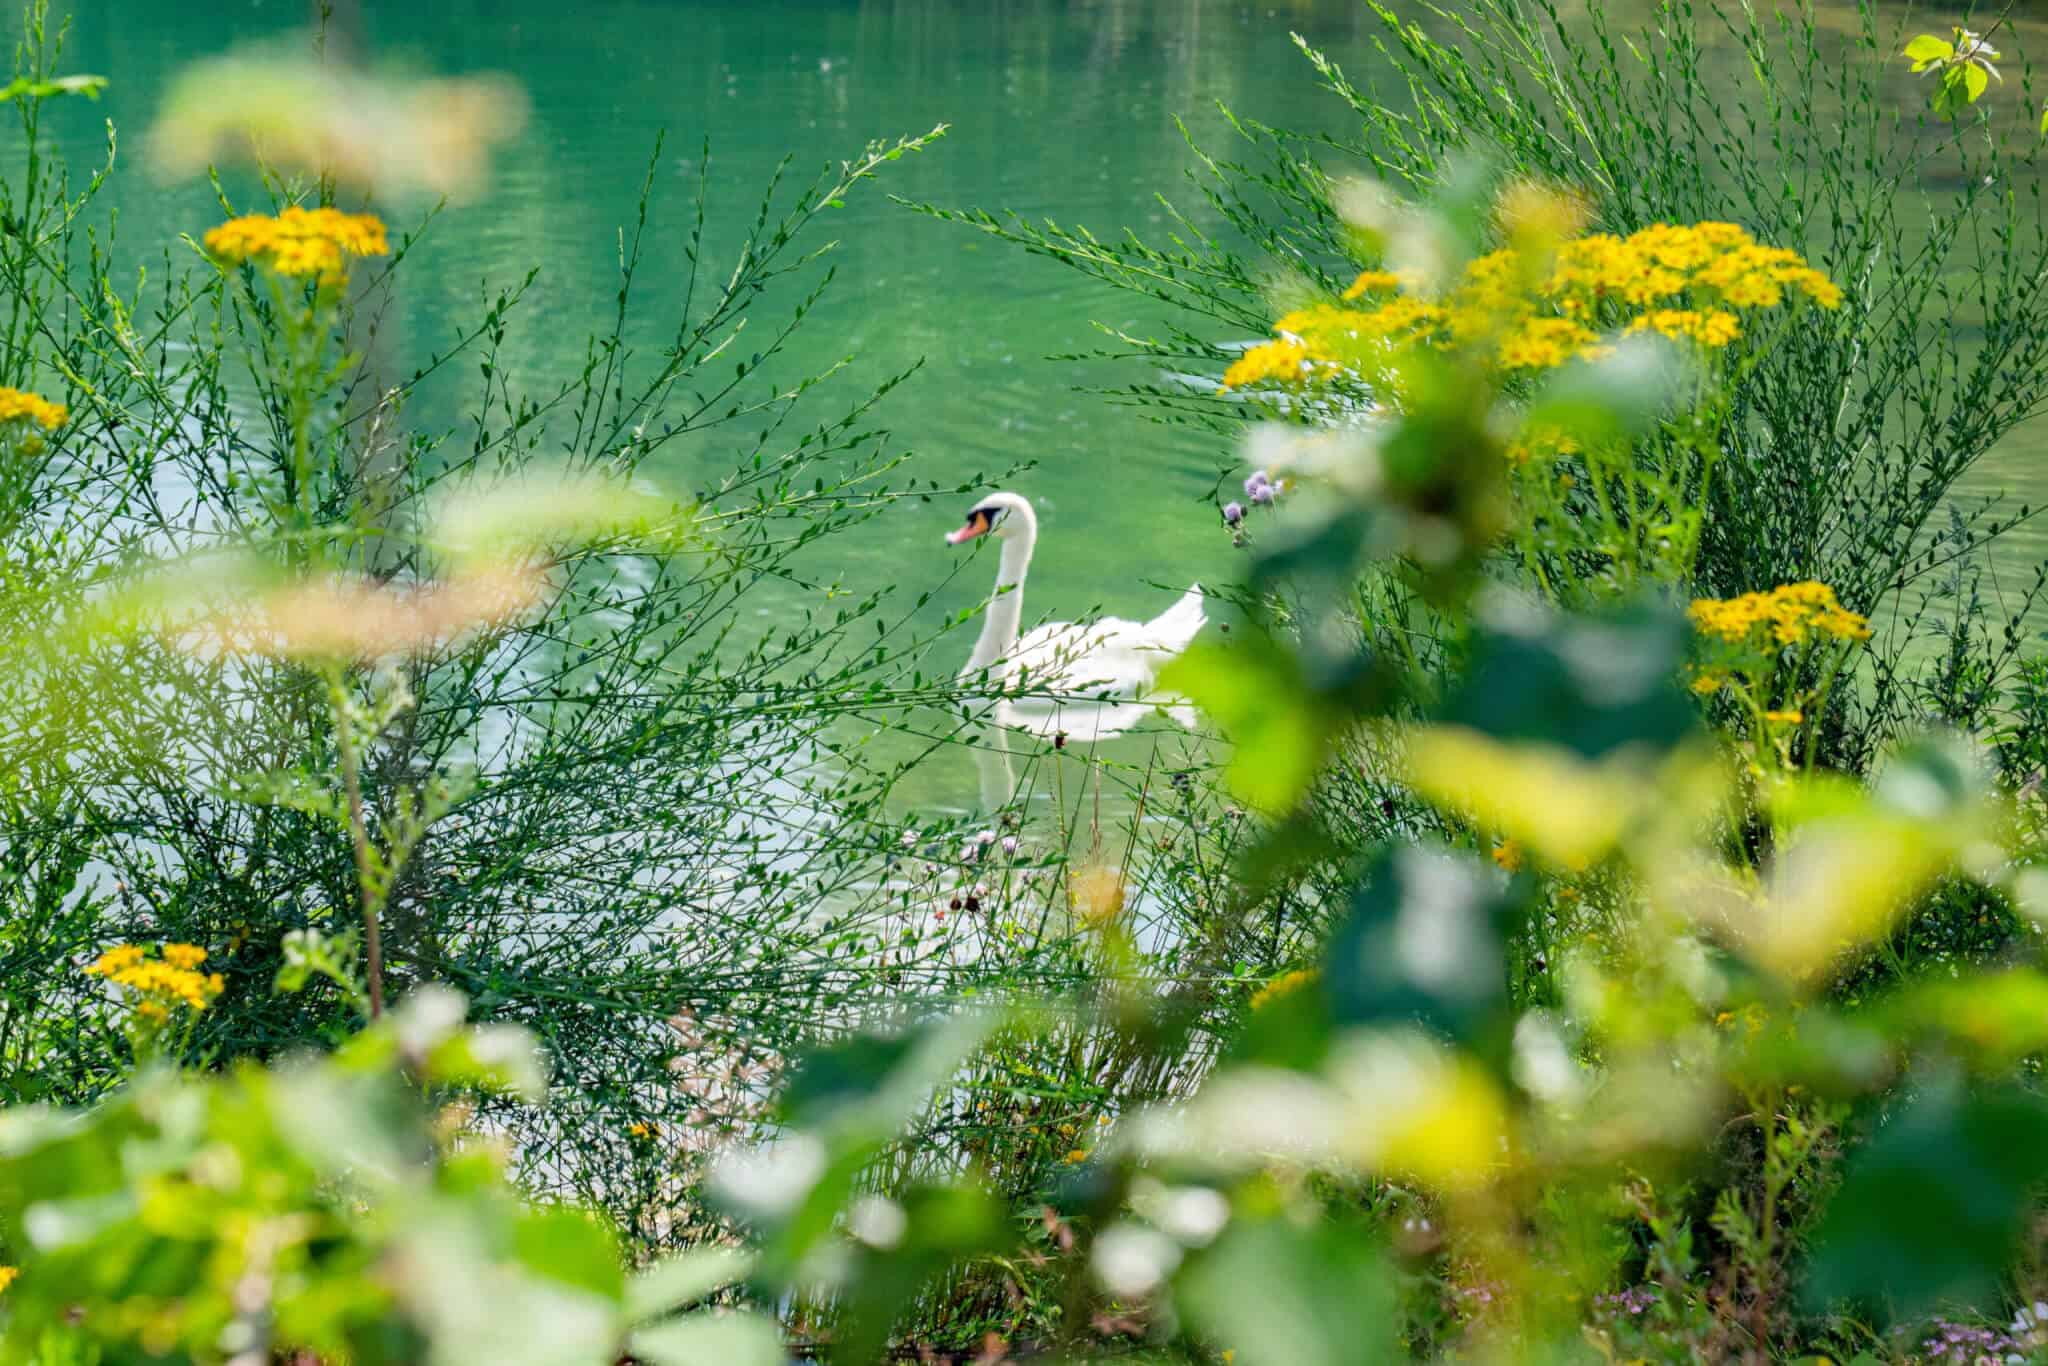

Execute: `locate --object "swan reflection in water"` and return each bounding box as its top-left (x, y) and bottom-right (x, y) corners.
top-left (967, 695), bottom-right (1193, 813)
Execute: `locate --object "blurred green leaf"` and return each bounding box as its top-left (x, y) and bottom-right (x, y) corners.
top-left (1325, 845), bottom-right (1520, 1043)
top-left (1159, 632), bottom-right (1339, 814)
top-left (1876, 968), bottom-right (2048, 1070)
top-left (1230, 967), bottom-right (1335, 1072)
top-left (0, 72), bottom-right (106, 103)
top-left (425, 1023), bottom-right (551, 1104)
top-left (429, 471), bottom-right (692, 570)
top-left (1179, 1216), bottom-right (1399, 1366)
top-left (776, 1009), bottom-right (995, 1138)
top-left (1441, 598), bottom-right (1695, 758)
top-left (627, 1311), bottom-right (783, 1366)
top-left (626, 1247), bottom-right (755, 1324)
top-left (831, 1182), bottom-right (1007, 1366)
top-left (1806, 1078), bottom-right (2048, 1316)
top-left (512, 1206), bottom-right (624, 1302)
top-left (1523, 336), bottom-right (1686, 446)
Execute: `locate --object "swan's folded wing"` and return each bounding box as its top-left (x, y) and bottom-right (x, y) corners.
top-left (1143, 584), bottom-right (1208, 656)
top-left (1007, 619), bottom-right (1156, 697)
top-left (1005, 595), bottom-right (1203, 695)
top-left (1001, 695), bottom-right (1195, 741)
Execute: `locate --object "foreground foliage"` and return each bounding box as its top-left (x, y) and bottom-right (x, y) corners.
top-left (10, 0), bottom-right (2048, 1363)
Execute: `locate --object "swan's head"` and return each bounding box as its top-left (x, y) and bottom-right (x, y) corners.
top-left (946, 491), bottom-right (1035, 545)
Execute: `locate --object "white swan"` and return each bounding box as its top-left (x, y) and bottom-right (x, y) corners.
top-left (946, 491), bottom-right (1206, 741)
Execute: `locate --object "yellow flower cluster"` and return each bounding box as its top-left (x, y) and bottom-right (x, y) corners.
top-left (0, 1266), bottom-right (15, 1293)
top-left (1491, 839), bottom-right (1525, 873)
top-left (1504, 423), bottom-right (1581, 466)
top-left (1688, 581), bottom-right (1872, 648)
top-left (1218, 337), bottom-right (1313, 390)
top-left (203, 205), bottom-right (390, 285)
top-left (1547, 222), bottom-right (1843, 313)
top-left (1220, 217), bottom-right (1842, 391)
top-left (0, 386), bottom-right (66, 431)
top-left (1249, 967), bottom-right (1319, 1011)
top-left (1340, 268), bottom-right (1423, 300)
top-left (85, 942), bottom-right (225, 1019)
top-left (1627, 308), bottom-right (1742, 348)
top-left (1495, 316), bottom-right (1604, 370)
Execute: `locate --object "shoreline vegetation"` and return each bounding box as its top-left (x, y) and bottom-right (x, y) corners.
top-left (8, 1), bottom-right (2048, 1362)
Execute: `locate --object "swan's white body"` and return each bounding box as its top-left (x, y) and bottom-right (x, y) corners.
top-left (948, 491), bottom-right (1205, 741)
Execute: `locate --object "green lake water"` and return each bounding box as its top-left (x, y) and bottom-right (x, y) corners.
top-left (40, 0), bottom-right (2048, 819)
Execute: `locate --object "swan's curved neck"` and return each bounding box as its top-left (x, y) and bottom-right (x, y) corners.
top-left (967, 520), bottom-right (1036, 675)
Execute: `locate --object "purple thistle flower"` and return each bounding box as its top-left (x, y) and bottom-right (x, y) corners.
top-left (1222, 501), bottom-right (1245, 527)
top-left (1243, 469), bottom-right (1271, 500)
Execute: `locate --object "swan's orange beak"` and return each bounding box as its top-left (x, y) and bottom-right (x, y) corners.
top-left (946, 510), bottom-right (991, 545)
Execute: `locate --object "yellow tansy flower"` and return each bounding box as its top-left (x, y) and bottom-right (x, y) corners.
top-left (1341, 268), bottom-right (1419, 300)
top-left (1249, 967), bottom-right (1319, 1011)
top-left (0, 386), bottom-right (66, 431)
top-left (1688, 581), bottom-right (1872, 648)
top-left (1498, 316), bottom-right (1606, 370)
top-left (1224, 212), bottom-right (1840, 392)
top-left (1627, 308), bottom-right (1743, 348)
top-left (1219, 338), bottom-right (1314, 391)
top-left (204, 205), bottom-right (390, 285)
top-left (84, 943), bottom-right (225, 1016)
top-left (86, 943), bottom-right (146, 976)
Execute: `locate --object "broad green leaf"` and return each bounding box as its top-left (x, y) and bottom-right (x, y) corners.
top-left (1325, 844), bottom-right (1520, 1040)
top-left (1439, 599), bottom-right (1694, 759)
top-left (1158, 633), bottom-right (1335, 814)
top-left (511, 1206), bottom-right (624, 1303)
top-left (1933, 67), bottom-right (1980, 120)
top-left (627, 1311), bottom-right (784, 1366)
top-left (1405, 726), bottom-right (1636, 869)
top-left (1806, 1079), bottom-right (2048, 1316)
top-left (775, 1009), bottom-right (995, 1137)
top-left (0, 73), bottom-right (107, 103)
top-left (1179, 1217), bottom-right (1399, 1366)
top-left (1902, 34), bottom-right (1954, 69)
top-left (831, 1183), bottom-right (1008, 1366)
top-left (625, 1248), bottom-right (755, 1324)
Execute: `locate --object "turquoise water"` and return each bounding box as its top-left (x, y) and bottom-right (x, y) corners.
top-left (48, 0), bottom-right (1398, 813)
top-left (55, 0), bottom-right (1376, 613)
top-left (37, 0), bottom-right (2048, 817)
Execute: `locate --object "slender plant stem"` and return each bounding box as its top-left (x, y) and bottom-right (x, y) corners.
top-left (330, 676), bottom-right (383, 1018)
